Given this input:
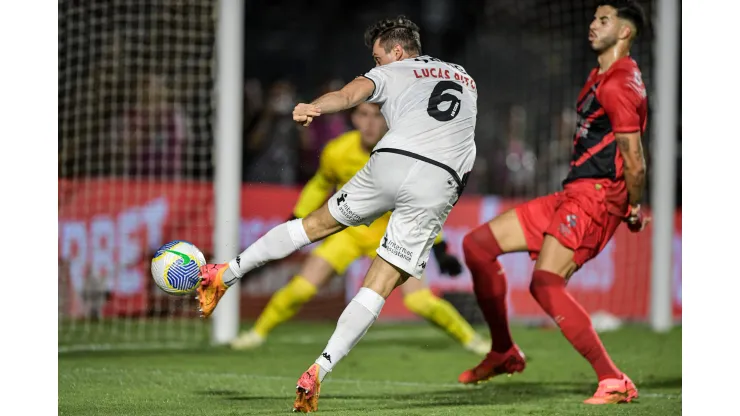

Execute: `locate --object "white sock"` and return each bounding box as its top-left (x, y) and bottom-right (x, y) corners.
top-left (224, 219), bottom-right (311, 286)
top-left (314, 288), bottom-right (386, 381)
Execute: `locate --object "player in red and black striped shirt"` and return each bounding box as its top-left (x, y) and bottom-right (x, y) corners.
top-left (458, 0), bottom-right (649, 404)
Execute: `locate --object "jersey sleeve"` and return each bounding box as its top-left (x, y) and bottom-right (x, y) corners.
top-left (293, 144), bottom-right (338, 218)
top-left (599, 69), bottom-right (644, 134)
top-left (362, 66), bottom-right (391, 104)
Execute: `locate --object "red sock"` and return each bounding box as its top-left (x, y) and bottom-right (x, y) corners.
top-left (530, 270), bottom-right (621, 381)
top-left (462, 224), bottom-right (513, 354)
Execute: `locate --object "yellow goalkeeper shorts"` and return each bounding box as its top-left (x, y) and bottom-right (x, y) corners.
top-left (312, 229), bottom-right (380, 275)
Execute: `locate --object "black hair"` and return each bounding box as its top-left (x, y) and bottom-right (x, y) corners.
top-left (598, 0), bottom-right (647, 37)
top-left (363, 15), bottom-right (422, 55)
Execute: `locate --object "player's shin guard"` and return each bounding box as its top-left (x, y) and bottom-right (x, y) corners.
top-left (530, 270), bottom-right (621, 381)
top-left (253, 275), bottom-right (318, 338)
top-left (226, 219), bottom-right (311, 284)
top-left (313, 288), bottom-right (385, 381)
top-left (462, 224), bottom-right (513, 353)
top-left (403, 288), bottom-right (477, 346)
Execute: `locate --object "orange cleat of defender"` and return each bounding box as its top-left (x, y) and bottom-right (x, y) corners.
top-left (457, 345), bottom-right (526, 384)
top-left (293, 363), bottom-right (321, 413)
top-left (583, 374), bottom-right (639, 405)
top-left (196, 264), bottom-right (229, 318)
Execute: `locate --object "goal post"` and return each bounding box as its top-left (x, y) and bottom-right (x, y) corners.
top-left (211, 0), bottom-right (244, 345)
top-left (650, 0), bottom-right (679, 333)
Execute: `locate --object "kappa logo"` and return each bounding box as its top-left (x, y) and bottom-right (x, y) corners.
top-left (235, 255), bottom-right (241, 268)
top-left (336, 192), bottom-right (348, 206)
top-left (321, 352), bottom-right (332, 363)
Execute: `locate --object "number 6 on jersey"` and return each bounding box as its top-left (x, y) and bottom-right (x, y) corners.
top-left (427, 81), bottom-right (463, 122)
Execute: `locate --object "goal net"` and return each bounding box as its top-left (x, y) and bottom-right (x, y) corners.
top-left (58, 0), bottom-right (217, 350)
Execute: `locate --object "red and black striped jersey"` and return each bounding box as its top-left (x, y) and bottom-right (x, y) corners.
top-left (562, 56), bottom-right (648, 215)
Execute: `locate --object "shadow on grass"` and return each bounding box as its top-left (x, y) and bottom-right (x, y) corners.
top-left (197, 375), bottom-right (680, 412)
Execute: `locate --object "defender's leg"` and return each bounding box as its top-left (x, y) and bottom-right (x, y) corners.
top-left (463, 208), bottom-right (529, 353)
top-left (458, 194), bottom-right (557, 384)
top-left (530, 202), bottom-right (636, 404)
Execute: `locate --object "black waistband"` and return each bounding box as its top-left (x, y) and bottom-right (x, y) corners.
top-left (370, 148), bottom-right (470, 201)
top-left (371, 148), bottom-right (461, 186)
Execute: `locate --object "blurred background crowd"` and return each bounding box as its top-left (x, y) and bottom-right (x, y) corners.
top-left (59, 0), bottom-right (681, 206)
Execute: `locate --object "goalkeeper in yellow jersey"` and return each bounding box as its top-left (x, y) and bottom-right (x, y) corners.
top-left (231, 102), bottom-right (489, 355)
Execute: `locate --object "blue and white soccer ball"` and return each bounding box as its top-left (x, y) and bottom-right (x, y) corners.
top-left (151, 240), bottom-right (207, 295)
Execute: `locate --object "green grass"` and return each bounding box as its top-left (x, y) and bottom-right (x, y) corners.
top-left (59, 322), bottom-right (681, 415)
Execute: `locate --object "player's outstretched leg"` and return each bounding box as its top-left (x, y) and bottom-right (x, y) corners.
top-left (531, 235), bottom-right (637, 404)
top-left (293, 256), bottom-right (405, 413)
top-left (400, 276), bottom-right (489, 355)
top-left (458, 210), bottom-right (528, 384)
top-left (197, 204), bottom-right (345, 318)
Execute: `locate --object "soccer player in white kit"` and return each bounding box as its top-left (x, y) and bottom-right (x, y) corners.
top-left (195, 16), bottom-right (478, 412)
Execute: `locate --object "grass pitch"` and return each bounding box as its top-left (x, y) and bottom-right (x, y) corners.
top-left (59, 322), bottom-right (681, 415)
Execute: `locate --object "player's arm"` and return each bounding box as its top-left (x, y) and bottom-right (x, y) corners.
top-left (600, 72), bottom-right (648, 207)
top-left (616, 131), bottom-right (650, 231)
top-left (600, 71), bottom-right (650, 231)
top-left (615, 132), bottom-right (646, 207)
top-left (293, 77), bottom-right (375, 126)
top-left (292, 145), bottom-right (338, 218)
top-left (312, 77), bottom-right (375, 113)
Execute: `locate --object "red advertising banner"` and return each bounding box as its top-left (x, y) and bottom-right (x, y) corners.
top-left (58, 180), bottom-right (681, 322)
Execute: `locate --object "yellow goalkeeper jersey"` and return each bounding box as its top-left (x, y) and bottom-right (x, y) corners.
top-left (293, 130), bottom-right (443, 245)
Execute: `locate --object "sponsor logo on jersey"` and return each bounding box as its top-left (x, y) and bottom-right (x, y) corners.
top-left (381, 235), bottom-right (413, 262)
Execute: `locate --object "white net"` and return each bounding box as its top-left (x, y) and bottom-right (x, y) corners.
top-left (58, 0), bottom-right (217, 349)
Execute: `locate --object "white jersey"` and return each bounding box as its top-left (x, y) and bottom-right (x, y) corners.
top-left (362, 55), bottom-right (478, 178)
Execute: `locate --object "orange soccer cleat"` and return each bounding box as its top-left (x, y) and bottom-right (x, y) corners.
top-left (196, 263), bottom-right (229, 318)
top-left (293, 364), bottom-right (322, 413)
top-left (583, 374), bottom-right (638, 404)
top-left (458, 345), bottom-right (526, 384)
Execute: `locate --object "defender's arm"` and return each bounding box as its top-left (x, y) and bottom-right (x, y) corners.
top-left (615, 131), bottom-right (646, 207)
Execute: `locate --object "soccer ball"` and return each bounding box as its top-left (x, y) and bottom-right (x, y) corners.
top-left (151, 240), bottom-right (207, 295)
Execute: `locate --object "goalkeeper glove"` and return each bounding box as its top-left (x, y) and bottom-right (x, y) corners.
top-left (431, 240), bottom-right (463, 277)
